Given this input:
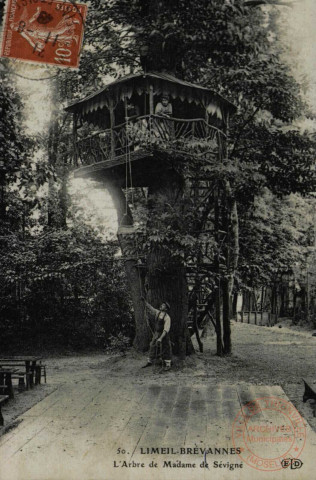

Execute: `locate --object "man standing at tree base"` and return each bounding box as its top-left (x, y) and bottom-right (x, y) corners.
top-left (141, 298), bottom-right (172, 371)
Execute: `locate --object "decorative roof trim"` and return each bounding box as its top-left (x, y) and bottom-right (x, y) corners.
top-left (65, 72), bottom-right (236, 118)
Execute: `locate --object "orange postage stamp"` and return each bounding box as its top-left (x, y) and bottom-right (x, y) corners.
top-left (1, 0), bottom-right (87, 68)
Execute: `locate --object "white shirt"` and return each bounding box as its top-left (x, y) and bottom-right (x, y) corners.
top-left (146, 303), bottom-right (171, 333)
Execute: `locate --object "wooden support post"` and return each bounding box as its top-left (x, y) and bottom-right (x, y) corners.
top-left (254, 311), bottom-right (257, 325)
top-left (5, 373), bottom-right (14, 399)
top-left (73, 114), bottom-right (78, 166)
top-left (248, 312), bottom-right (250, 324)
top-left (26, 360), bottom-right (33, 388)
top-left (205, 110), bottom-right (209, 139)
top-left (124, 96), bottom-right (129, 151)
top-left (109, 99), bottom-right (115, 158)
top-left (307, 266), bottom-right (310, 323)
top-left (0, 372), bottom-right (4, 395)
top-left (124, 96), bottom-right (128, 119)
top-left (192, 294), bottom-right (203, 353)
top-left (149, 85), bottom-right (154, 115)
top-left (149, 85), bottom-right (154, 139)
top-left (18, 375), bottom-right (25, 392)
top-left (268, 312), bottom-right (271, 327)
top-left (241, 311), bottom-right (243, 323)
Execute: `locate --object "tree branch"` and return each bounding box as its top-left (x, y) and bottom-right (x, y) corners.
top-left (244, 1), bottom-right (294, 7)
top-left (231, 107), bottom-right (260, 158)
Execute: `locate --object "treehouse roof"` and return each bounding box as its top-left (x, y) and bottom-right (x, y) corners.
top-left (65, 72), bottom-right (237, 120)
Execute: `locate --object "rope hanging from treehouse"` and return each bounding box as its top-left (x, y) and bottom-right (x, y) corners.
top-left (116, 122), bottom-right (152, 333)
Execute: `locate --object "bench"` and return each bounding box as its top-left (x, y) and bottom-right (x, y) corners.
top-left (39, 363), bottom-right (47, 383)
top-left (0, 369), bottom-right (18, 399)
top-left (11, 371), bottom-right (32, 392)
top-left (0, 363), bottom-right (32, 389)
top-left (302, 378), bottom-right (316, 416)
top-left (0, 395), bottom-right (9, 426)
top-left (0, 357), bottom-right (45, 388)
top-left (33, 362), bottom-right (47, 384)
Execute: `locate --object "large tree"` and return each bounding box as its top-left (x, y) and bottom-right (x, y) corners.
top-left (60, 0), bottom-right (315, 354)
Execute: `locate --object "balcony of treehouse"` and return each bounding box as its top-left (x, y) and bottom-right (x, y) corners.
top-left (73, 115), bottom-right (226, 182)
top-left (65, 72), bottom-right (236, 185)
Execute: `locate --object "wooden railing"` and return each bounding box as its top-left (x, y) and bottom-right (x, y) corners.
top-left (75, 115), bottom-right (225, 167)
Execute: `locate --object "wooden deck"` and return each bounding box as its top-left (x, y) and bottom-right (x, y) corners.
top-left (73, 115), bottom-right (223, 180)
top-left (0, 375), bottom-right (315, 480)
top-left (74, 149), bottom-right (153, 178)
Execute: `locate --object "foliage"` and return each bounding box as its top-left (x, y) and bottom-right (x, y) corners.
top-left (0, 75), bottom-right (134, 352)
top-left (77, 0), bottom-right (304, 120)
top-left (0, 77), bottom-right (55, 202)
top-left (0, 215), bottom-right (133, 351)
top-left (238, 191), bottom-right (316, 288)
top-left (0, 79), bottom-right (31, 183)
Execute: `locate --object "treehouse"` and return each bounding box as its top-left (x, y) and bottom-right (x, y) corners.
top-left (65, 72), bottom-right (236, 187)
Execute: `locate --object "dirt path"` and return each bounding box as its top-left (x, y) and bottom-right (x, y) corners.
top-left (1, 319), bottom-right (316, 434)
top-left (201, 320), bottom-right (316, 431)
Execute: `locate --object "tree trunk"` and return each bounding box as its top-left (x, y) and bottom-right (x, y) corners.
top-left (145, 170), bottom-right (191, 358)
top-left (191, 289), bottom-right (203, 353)
top-left (232, 291), bottom-right (238, 317)
top-left (229, 198), bottom-right (239, 295)
top-left (46, 117), bottom-right (70, 229)
top-left (105, 178), bottom-right (150, 351)
top-left (214, 185), bottom-right (222, 355)
top-left (222, 278), bottom-right (231, 354)
top-left (47, 121), bottom-right (58, 227)
top-left (261, 286), bottom-right (265, 311)
top-left (271, 284), bottom-right (276, 315)
top-left (222, 182), bottom-right (239, 355)
top-left (146, 248), bottom-right (189, 357)
top-left (105, 164), bottom-right (194, 357)
top-left (58, 165), bottom-right (68, 230)
top-left (0, 174), bottom-right (5, 221)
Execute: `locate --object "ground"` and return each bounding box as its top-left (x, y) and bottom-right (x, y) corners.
top-left (3, 318), bottom-right (315, 432)
top-left (1, 319), bottom-right (316, 480)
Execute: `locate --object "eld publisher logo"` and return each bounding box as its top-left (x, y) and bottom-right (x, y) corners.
top-left (281, 458), bottom-right (303, 469)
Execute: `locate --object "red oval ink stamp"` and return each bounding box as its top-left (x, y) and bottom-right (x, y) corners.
top-left (1, 0), bottom-right (87, 68)
top-left (232, 396), bottom-right (306, 472)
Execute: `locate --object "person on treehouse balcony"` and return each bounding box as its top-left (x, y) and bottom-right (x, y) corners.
top-left (154, 95), bottom-right (174, 141)
top-left (155, 94), bottom-right (173, 117)
top-left (125, 101), bottom-right (147, 150)
top-left (141, 298), bottom-right (172, 372)
top-left (126, 100), bottom-right (140, 119)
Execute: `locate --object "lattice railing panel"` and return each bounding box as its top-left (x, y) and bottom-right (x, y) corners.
top-left (75, 115), bottom-right (226, 166)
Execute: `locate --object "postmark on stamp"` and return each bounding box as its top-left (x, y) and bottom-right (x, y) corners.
top-left (232, 396), bottom-right (306, 472)
top-left (1, 0), bottom-right (87, 68)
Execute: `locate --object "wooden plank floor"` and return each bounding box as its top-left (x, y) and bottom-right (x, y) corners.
top-left (0, 380), bottom-right (315, 480)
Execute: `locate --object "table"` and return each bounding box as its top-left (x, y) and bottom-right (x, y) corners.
top-left (0, 357), bottom-right (43, 389)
